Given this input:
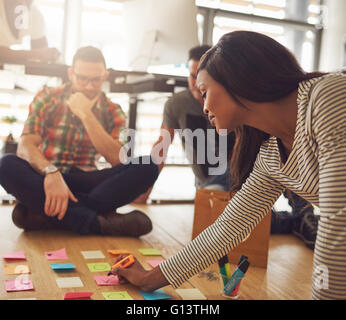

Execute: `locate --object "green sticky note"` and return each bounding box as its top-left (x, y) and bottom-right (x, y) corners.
top-left (138, 248), bottom-right (162, 256)
top-left (102, 291), bottom-right (134, 300)
top-left (87, 263), bottom-right (111, 272)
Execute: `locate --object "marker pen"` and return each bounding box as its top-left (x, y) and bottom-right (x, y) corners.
top-left (107, 254), bottom-right (135, 276)
top-left (225, 261), bottom-right (232, 280)
top-left (218, 256), bottom-right (229, 286)
top-left (231, 255), bottom-right (248, 296)
top-left (223, 259), bottom-right (250, 295)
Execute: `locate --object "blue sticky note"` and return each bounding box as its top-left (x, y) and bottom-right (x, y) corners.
top-left (50, 263), bottom-right (76, 272)
top-left (139, 289), bottom-right (171, 300)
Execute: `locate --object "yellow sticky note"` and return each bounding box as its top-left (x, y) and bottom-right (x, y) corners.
top-left (87, 263), bottom-right (111, 273)
top-left (138, 248), bottom-right (162, 256)
top-left (4, 264), bottom-right (30, 275)
top-left (102, 291), bottom-right (133, 300)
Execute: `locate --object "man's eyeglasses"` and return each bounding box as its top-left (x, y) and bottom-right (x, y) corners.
top-left (73, 71), bottom-right (105, 87)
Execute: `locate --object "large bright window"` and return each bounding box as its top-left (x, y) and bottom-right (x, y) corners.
top-left (212, 16), bottom-right (317, 71)
top-left (80, 0), bottom-right (127, 70)
top-left (196, 0), bottom-right (320, 22)
top-left (34, 0), bottom-right (65, 51)
top-left (197, 0), bottom-right (321, 71)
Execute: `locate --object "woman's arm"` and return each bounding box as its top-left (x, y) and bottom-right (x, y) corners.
top-left (112, 155), bottom-right (285, 290)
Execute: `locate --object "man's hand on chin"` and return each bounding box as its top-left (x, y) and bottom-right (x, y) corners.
top-left (67, 92), bottom-right (99, 120)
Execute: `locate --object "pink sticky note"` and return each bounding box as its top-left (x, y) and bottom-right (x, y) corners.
top-left (63, 292), bottom-right (93, 300)
top-left (45, 248), bottom-right (68, 260)
top-left (5, 279), bottom-right (34, 292)
top-left (94, 275), bottom-right (119, 286)
top-left (147, 259), bottom-right (165, 268)
top-left (2, 251), bottom-right (26, 261)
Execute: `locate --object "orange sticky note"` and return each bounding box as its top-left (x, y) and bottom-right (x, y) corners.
top-left (107, 250), bottom-right (131, 256)
top-left (4, 264), bottom-right (30, 275)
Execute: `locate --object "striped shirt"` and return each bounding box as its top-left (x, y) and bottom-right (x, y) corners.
top-left (159, 72), bottom-right (346, 300)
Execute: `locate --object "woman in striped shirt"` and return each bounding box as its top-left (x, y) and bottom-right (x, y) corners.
top-left (112, 31), bottom-right (346, 300)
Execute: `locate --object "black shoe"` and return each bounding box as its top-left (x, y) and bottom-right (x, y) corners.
top-left (292, 210), bottom-right (319, 250)
top-left (12, 203), bottom-right (57, 231)
top-left (98, 210), bottom-right (152, 237)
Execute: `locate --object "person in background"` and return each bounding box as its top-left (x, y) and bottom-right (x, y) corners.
top-left (0, 0), bottom-right (59, 63)
top-left (110, 31), bottom-right (345, 300)
top-left (0, 46), bottom-right (158, 237)
top-left (134, 45), bottom-right (234, 202)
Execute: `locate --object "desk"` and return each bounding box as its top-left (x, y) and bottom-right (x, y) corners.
top-left (0, 60), bottom-right (188, 133)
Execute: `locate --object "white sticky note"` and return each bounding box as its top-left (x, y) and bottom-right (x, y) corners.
top-left (81, 250), bottom-right (105, 259)
top-left (56, 277), bottom-right (84, 288)
top-left (175, 288), bottom-right (207, 300)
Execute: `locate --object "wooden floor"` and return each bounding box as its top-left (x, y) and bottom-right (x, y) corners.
top-left (0, 202), bottom-right (314, 300)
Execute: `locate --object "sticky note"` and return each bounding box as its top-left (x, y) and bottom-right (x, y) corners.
top-left (56, 277), bottom-right (83, 288)
top-left (63, 292), bottom-right (93, 300)
top-left (138, 248), bottom-right (162, 256)
top-left (50, 263), bottom-right (75, 272)
top-left (175, 288), bottom-right (207, 300)
top-left (87, 263), bottom-right (111, 272)
top-left (107, 250), bottom-right (131, 256)
top-left (94, 275), bottom-right (119, 286)
top-left (5, 279), bottom-right (34, 292)
top-left (4, 264), bottom-right (30, 275)
top-left (147, 259), bottom-right (165, 268)
top-left (139, 289), bottom-right (171, 300)
top-left (102, 291), bottom-right (133, 300)
top-left (45, 248), bottom-right (68, 260)
top-left (81, 250), bottom-right (105, 259)
top-left (2, 251), bottom-right (26, 261)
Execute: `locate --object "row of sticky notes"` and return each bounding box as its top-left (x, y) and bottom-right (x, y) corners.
top-left (100, 289), bottom-right (206, 301)
top-left (1, 248), bottom-right (208, 300)
top-left (2, 247), bottom-right (163, 263)
top-left (4, 279), bottom-right (205, 300)
top-left (50, 247), bottom-right (169, 300)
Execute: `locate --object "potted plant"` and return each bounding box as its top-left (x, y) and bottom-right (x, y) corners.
top-left (1, 115), bottom-right (18, 154)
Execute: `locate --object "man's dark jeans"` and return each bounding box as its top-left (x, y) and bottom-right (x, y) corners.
top-left (0, 154), bottom-right (159, 234)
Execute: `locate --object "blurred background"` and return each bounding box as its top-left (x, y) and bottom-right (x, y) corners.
top-left (0, 0), bottom-right (345, 204)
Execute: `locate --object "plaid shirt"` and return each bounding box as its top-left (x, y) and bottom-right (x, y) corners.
top-left (22, 83), bottom-right (126, 173)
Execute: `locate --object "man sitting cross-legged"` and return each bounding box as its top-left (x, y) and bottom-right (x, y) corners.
top-left (0, 46), bottom-right (158, 237)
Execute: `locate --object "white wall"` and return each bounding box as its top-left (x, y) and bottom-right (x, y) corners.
top-left (319, 0), bottom-right (346, 71)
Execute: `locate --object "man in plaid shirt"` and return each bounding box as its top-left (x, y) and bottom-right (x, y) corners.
top-left (0, 46), bottom-right (158, 236)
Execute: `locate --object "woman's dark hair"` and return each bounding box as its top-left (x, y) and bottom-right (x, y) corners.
top-left (198, 31), bottom-right (325, 194)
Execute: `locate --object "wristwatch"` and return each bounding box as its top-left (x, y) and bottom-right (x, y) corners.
top-left (43, 164), bottom-right (59, 176)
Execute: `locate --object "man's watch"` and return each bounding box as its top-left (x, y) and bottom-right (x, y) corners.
top-left (43, 165), bottom-right (59, 176)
